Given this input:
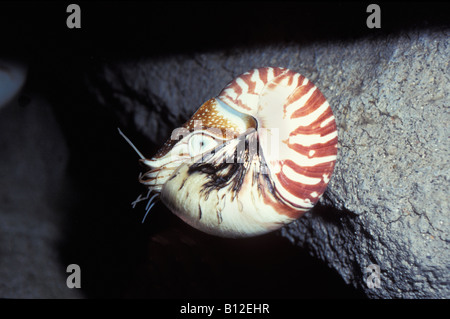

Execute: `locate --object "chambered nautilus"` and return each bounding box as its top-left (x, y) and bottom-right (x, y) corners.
top-left (119, 67), bottom-right (338, 238)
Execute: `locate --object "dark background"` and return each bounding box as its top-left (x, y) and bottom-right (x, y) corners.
top-left (2, 1), bottom-right (449, 57)
top-left (0, 1), bottom-right (448, 299)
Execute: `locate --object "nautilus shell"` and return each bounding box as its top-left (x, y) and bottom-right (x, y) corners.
top-left (122, 67), bottom-right (338, 238)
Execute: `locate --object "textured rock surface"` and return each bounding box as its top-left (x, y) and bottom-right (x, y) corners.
top-left (0, 96), bottom-right (82, 298)
top-left (89, 27), bottom-right (450, 298)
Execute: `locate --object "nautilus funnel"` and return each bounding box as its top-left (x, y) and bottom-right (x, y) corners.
top-left (125, 67), bottom-right (338, 238)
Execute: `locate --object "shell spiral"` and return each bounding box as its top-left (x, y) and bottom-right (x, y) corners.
top-left (134, 67), bottom-right (337, 238)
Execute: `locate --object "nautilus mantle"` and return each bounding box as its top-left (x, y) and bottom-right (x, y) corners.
top-left (123, 67), bottom-right (338, 238)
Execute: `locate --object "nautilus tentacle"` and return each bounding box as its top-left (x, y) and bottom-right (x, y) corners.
top-left (124, 67), bottom-right (337, 238)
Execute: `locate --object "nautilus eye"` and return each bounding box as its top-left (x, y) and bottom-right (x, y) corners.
top-left (188, 133), bottom-right (219, 158)
top-left (122, 67), bottom-right (338, 238)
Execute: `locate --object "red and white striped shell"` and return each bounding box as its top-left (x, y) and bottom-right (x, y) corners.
top-left (129, 67), bottom-right (337, 238)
